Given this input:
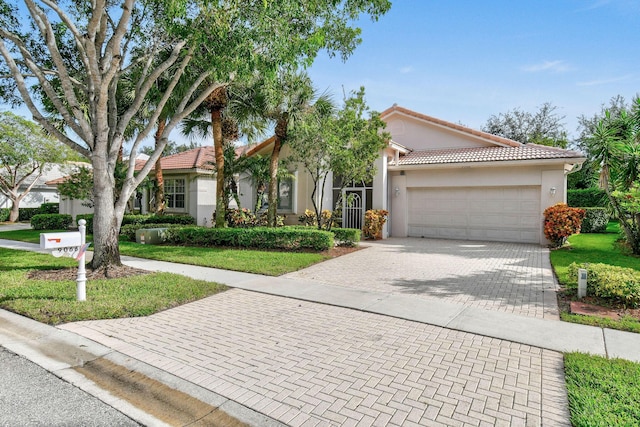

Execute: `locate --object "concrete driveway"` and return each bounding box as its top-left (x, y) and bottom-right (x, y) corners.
top-left (285, 238), bottom-right (559, 320)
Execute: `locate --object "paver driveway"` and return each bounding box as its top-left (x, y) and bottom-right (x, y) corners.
top-left (286, 238), bottom-right (559, 320)
top-left (59, 237), bottom-right (571, 426)
top-left (62, 290), bottom-right (569, 427)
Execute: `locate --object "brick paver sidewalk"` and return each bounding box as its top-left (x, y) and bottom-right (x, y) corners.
top-left (61, 290), bottom-right (570, 427)
top-left (285, 238), bottom-right (558, 320)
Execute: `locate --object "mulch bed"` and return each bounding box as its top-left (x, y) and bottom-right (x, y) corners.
top-left (557, 289), bottom-right (640, 321)
top-left (28, 265), bottom-right (149, 281)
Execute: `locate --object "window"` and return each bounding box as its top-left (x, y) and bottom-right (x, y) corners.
top-left (164, 178), bottom-right (185, 209)
top-left (277, 177), bottom-right (294, 211)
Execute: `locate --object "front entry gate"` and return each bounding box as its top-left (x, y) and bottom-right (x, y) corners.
top-left (342, 189), bottom-right (364, 230)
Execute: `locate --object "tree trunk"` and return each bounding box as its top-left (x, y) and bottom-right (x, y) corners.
top-left (90, 156), bottom-right (122, 269)
top-left (212, 109), bottom-right (225, 227)
top-left (8, 199), bottom-right (19, 222)
top-left (154, 121), bottom-right (166, 215)
top-left (267, 137), bottom-right (282, 227)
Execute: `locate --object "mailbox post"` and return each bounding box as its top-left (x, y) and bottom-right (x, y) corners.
top-left (40, 219), bottom-right (88, 301)
top-left (77, 220), bottom-right (87, 301)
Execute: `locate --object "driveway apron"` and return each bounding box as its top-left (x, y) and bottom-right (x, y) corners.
top-left (61, 289), bottom-right (569, 427)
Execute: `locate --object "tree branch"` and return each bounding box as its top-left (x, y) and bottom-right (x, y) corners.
top-left (24, 0), bottom-right (89, 134)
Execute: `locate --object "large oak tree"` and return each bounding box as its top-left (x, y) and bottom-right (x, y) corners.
top-left (0, 0), bottom-right (390, 270)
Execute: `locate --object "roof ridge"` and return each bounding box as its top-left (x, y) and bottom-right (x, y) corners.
top-left (380, 105), bottom-right (522, 148)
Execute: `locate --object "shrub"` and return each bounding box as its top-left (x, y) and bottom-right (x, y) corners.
top-left (223, 208), bottom-right (284, 228)
top-left (166, 226), bottom-right (333, 251)
top-left (568, 262), bottom-right (640, 308)
top-left (30, 214), bottom-right (73, 230)
top-left (39, 203), bottom-right (59, 214)
top-left (363, 209), bottom-right (388, 240)
top-left (298, 209), bottom-right (336, 229)
top-left (580, 208), bottom-right (610, 233)
top-left (122, 214), bottom-right (195, 226)
top-left (18, 208), bottom-right (41, 222)
top-left (332, 228), bottom-right (361, 247)
top-left (543, 203), bottom-right (585, 247)
top-left (0, 209), bottom-right (9, 222)
top-left (567, 188), bottom-right (608, 208)
top-left (226, 208), bottom-right (259, 228)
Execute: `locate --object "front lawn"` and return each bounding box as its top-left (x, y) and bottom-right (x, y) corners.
top-left (0, 248), bottom-right (227, 325)
top-left (550, 222), bottom-right (640, 333)
top-left (565, 353), bottom-right (640, 427)
top-left (118, 241), bottom-right (330, 276)
top-left (0, 228), bottom-right (331, 276)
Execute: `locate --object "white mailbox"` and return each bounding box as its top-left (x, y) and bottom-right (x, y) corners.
top-left (40, 232), bottom-right (82, 249)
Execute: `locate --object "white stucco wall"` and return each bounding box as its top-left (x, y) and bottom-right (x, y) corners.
top-left (385, 113), bottom-right (493, 151)
top-left (192, 175), bottom-right (216, 227)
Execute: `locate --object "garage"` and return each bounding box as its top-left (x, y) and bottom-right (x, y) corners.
top-left (407, 186), bottom-right (541, 243)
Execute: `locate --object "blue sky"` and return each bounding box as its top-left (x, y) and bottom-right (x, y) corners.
top-left (3, 0), bottom-right (638, 145)
top-left (307, 0), bottom-right (640, 139)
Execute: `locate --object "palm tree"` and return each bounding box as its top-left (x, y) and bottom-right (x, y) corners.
top-left (230, 70), bottom-right (325, 226)
top-left (181, 85), bottom-right (231, 227)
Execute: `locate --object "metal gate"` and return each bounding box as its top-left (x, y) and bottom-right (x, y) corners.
top-left (343, 190), bottom-right (364, 230)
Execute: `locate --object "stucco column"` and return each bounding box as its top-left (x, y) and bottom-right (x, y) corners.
top-left (390, 173), bottom-right (408, 237)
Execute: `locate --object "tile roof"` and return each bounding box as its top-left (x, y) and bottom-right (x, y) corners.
top-left (395, 144), bottom-right (584, 166)
top-left (134, 144), bottom-right (257, 172)
top-left (246, 136), bottom-right (276, 157)
top-left (380, 104), bottom-right (522, 148)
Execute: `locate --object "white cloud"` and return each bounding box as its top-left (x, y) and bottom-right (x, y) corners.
top-left (398, 66), bottom-right (414, 74)
top-left (521, 60), bottom-right (570, 73)
top-left (577, 74), bottom-right (633, 86)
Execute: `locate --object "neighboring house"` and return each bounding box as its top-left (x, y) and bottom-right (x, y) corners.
top-left (136, 147), bottom-right (217, 226)
top-left (242, 105), bottom-right (586, 245)
top-left (0, 163), bottom-right (74, 210)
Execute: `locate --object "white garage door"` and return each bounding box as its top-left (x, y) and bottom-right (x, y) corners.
top-left (407, 186), bottom-right (541, 243)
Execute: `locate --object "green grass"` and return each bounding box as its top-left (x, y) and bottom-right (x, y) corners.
top-left (565, 353), bottom-right (640, 427)
top-left (118, 241), bottom-right (329, 276)
top-left (550, 221), bottom-right (640, 333)
top-left (0, 229), bottom-right (68, 244)
top-left (0, 229), bottom-right (330, 276)
top-left (0, 247), bottom-right (227, 325)
top-left (550, 222), bottom-right (640, 285)
top-left (560, 312), bottom-right (640, 334)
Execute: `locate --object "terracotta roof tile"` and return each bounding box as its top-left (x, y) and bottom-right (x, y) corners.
top-left (395, 144), bottom-right (584, 166)
top-left (134, 147), bottom-right (214, 171)
top-left (45, 176), bottom-right (69, 185)
top-left (380, 104), bottom-right (522, 148)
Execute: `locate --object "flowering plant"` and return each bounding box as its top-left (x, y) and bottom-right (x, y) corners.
top-left (363, 209), bottom-right (388, 239)
top-left (543, 203), bottom-right (585, 247)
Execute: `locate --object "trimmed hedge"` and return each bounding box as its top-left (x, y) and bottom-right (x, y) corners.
top-left (568, 262), bottom-right (640, 308)
top-left (0, 209), bottom-right (8, 222)
top-left (568, 188), bottom-right (608, 208)
top-left (166, 226), bottom-right (334, 251)
top-left (76, 213), bottom-right (196, 234)
top-left (580, 208), bottom-right (610, 233)
top-left (18, 208), bottom-right (41, 222)
top-left (122, 214), bottom-right (196, 226)
top-left (331, 228), bottom-right (361, 247)
top-left (39, 203), bottom-right (59, 214)
top-left (31, 214), bottom-right (73, 230)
